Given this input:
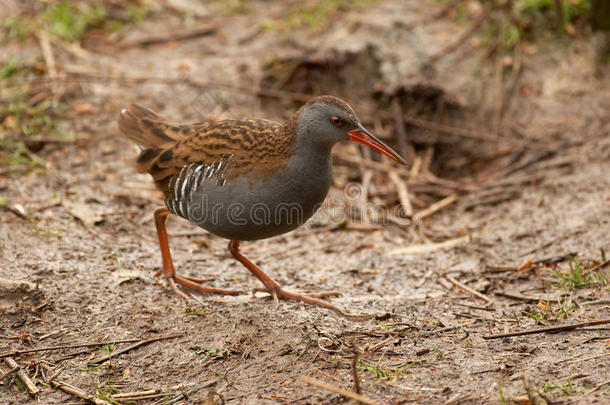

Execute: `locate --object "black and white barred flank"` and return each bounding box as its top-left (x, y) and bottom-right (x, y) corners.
top-left (165, 154), bottom-right (233, 218)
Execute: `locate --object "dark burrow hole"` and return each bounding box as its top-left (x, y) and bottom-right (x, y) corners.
top-left (259, 46), bottom-right (493, 182)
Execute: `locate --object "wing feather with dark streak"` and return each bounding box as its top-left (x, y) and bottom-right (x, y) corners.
top-left (118, 103), bottom-right (296, 196)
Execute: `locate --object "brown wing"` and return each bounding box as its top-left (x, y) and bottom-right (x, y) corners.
top-left (118, 104), bottom-right (295, 195)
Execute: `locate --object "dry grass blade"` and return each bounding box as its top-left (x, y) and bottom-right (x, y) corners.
top-left (556, 352), bottom-right (610, 365)
top-left (445, 276), bottom-right (493, 304)
top-left (89, 333), bottom-right (182, 364)
top-left (483, 318), bottom-right (610, 339)
top-left (0, 338), bottom-right (141, 358)
top-left (50, 379), bottom-right (112, 405)
top-left (300, 376), bottom-right (380, 405)
top-left (413, 193), bottom-right (459, 222)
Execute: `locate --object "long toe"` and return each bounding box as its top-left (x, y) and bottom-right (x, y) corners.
top-left (173, 274), bottom-right (246, 296)
top-left (304, 291), bottom-right (342, 298)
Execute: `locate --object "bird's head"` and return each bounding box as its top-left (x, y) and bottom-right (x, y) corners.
top-left (294, 95), bottom-right (407, 165)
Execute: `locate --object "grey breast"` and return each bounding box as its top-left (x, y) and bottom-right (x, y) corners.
top-left (165, 153), bottom-right (332, 241)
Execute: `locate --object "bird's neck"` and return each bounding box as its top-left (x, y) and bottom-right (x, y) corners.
top-left (292, 137), bottom-right (333, 172)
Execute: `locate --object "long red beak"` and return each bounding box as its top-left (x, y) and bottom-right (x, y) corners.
top-left (348, 124), bottom-right (407, 165)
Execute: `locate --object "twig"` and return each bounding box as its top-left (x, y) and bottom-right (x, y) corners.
top-left (359, 170), bottom-right (373, 224)
top-left (314, 368), bottom-right (343, 383)
top-left (118, 23), bottom-right (218, 48)
top-left (445, 276), bottom-right (493, 304)
top-left (0, 337), bottom-right (141, 358)
top-left (0, 366), bottom-right (19, 381)
top-left (492, 55), bottom-right (504, 137)
top-left (581, 299), bottom-right (610, 306)
top-left (410, 155), bottom-right (422, 177)
top-left (111, 389), bottom-right (159, 399)
top-left (151, 381), bottom-right (215, 405)
top-left (430, 8), bottom-right (490, 61)
top-left (389, 171), bottom-right (413, 217)
top-left (300, 376), bottom-right (380, 405)
top-left (50, 379), bottom-right (112, 405)
top-left (556, 351), bottom-right (610, 365)
top-left (4, 357), bottom-right (39, 395)
top-left (483, 318), bottom-right (610, 339)
top-left (89, 333), bottom-right (182, 364)
top-left (37, 30), bottom-right (57, 80)
top-left (494, 290), bottom-right (565, 303)
top-left (413, 193), bottom-right (459, 223)
top-left (351, 351), bottom-right (362, 398)
top-left (392, 99), bottom-right (411, 163)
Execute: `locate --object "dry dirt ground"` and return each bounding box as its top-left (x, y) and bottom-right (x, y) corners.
top-left (1, 1), bottom-right (609, 404)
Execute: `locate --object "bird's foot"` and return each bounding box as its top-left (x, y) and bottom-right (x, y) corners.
top-left (154, 268), bottom-right (245, 301)
top-left (253, 286), bottom-right (372, 320)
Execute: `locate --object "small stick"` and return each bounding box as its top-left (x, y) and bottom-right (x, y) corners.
top-left (4, 357), bottom-right (39, 395)
top-left (351, 349), bottom-right (362, 397)
top-left (152, 381), bottom-right (215, 405)
top-left (46, 367), bottom-right (62, 383)
top-left (413, 193), bottom-right (459, 223)
top-left (359, 170), bottom-right (373, 224)
top-left (37, 30), bottom-right (57, 80)
top-left (0, 337), bottom-right (141, 358)
top-left (118, 23), bottom-right (218, 48)
top-left (89, 333), bottom-right (182, 364)
top-left (445, 276), bottom-right (493, 304)
top-left (392, 99), bottom-right (410, 164)
top-left (51, 379), bottom-right (112, 405)
top-left (494, 290), bottom-right (564, 303)
top-left (388, 171), bottom-right (413, 217)
top-left (556, 352), bottom-right (610, 365)
top-left (300, 376), bottom-right (380, 405)
top-left (111, 389), bottom-right (159, 399)
top-left (314, 368), bottom-right (343, 384)
top-left (483, 318), bottom-right (610, 339)
top-left (409, 155), bottom-right (422, 177)
top-left (0, 366), bottom-right (19, 381)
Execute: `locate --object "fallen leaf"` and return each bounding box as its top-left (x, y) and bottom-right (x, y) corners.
top-left (73, 102), bottom-right (97, 114)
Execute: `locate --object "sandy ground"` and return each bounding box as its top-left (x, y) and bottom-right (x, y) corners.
top-left (1, 1), bottom-right (609, 404)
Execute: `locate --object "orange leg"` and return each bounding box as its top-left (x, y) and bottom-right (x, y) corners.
top-left (228, 240), bottom-right (342, 311)
top-left (154, 208), bottom-right (244, 300)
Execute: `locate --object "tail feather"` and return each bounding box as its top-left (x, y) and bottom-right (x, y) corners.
top-left (118, 104), bottom-right (189, 177)
top-left (118, 104), bottom-right (181, 148)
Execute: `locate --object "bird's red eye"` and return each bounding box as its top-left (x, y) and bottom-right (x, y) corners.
top-left (331, 116), bottom-right (344, 127)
